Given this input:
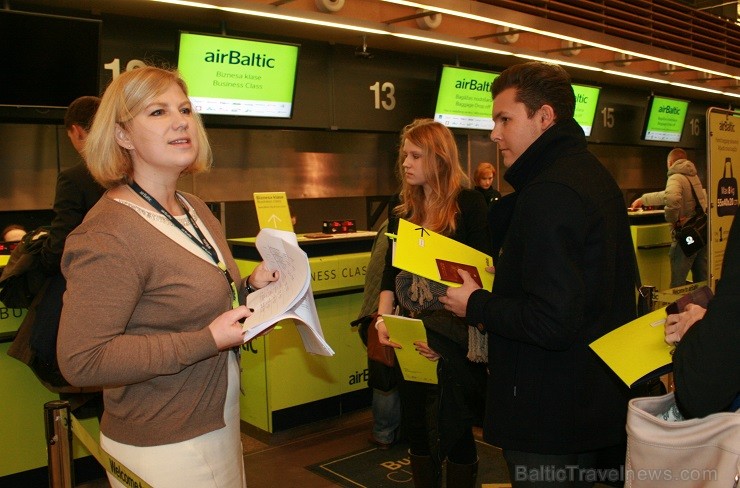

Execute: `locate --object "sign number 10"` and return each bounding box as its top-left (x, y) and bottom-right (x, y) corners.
top-left (369, 81), bottom-right (396, 111)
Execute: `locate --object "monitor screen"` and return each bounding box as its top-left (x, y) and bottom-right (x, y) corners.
top-left (177, 31), bottom-right (299, 118)
top-left (641, 95), bottom-right (690, 142)
top-left (572, 83), bottom-right (600, 137)
top-left (0, 10), bottom-right (101, 108)
top-left (433, 65), bottom-right (498, 130)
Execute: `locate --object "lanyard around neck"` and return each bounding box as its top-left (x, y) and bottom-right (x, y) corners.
top-left (128, 181), bottom-right (239, 309)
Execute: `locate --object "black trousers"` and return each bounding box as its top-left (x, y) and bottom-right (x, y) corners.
top-left (398, 328), bottom-right (486, 465)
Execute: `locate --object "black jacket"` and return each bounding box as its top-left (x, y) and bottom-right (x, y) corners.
top-left (467, 118), bottom-right (636, 453)
top-left (673, 217), bottom-right (740, 418)
top-left (40, 162), bottom-right (105, 274)
top-left (475, 185), bottom-right (502, 208)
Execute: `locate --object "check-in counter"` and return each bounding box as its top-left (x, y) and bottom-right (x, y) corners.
top-left (0, 256), bottom-right (99, 480)
top-left (629, 210), bottom-right (673, 291)
top-left (229, 231), bottom-right (375, 434)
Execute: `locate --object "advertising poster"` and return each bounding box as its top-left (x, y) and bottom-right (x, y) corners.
top-left (706, 107), bottom-right (739, 288)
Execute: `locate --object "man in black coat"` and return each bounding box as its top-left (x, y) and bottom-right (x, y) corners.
top-left (38, 96), bottom-right (105, 417)
top-left (40, 96), bottom-right (105, 274)
top-left (442, 62), bottom-right (636, 487)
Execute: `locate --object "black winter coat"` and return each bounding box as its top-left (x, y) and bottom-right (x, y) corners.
top-left (467, 118), bottom-right (636, 454)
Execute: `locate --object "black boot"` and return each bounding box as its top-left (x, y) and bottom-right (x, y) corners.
top-left (409, 451), bottom-right (440, 488)
top-left (445, 458), bottom-right (478, 488)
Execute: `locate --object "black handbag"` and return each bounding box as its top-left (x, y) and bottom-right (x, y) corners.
top-left (675, 177), bottom-right (707, 257)
top-left (716, 157), bottom-right (738, 217)
top-left (0, 227), bottom-right (50, 309)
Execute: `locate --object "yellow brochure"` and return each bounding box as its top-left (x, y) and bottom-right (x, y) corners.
top-left (589, 307), bottom-right (674, 387)
top-left (390, 218), bottom-right (494, 289)
top-left (382, 314), bottom-right (437, 384)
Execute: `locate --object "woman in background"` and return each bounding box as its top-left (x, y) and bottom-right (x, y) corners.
top-left (473, 161), bottom-right (501, 207)
top-left (57, 66), bottom-right (276, 487)
top-left (375, 119), bottom-right (491, 487)
top-left (2, 224), bottom-right (27, 243)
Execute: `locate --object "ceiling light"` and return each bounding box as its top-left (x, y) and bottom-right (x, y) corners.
top-left (390, 30), bottom-right (512, 56)
top-left (604, 70), bottom-right (671, 84)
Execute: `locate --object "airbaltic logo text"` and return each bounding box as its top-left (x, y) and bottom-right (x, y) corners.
top-left (349, 369), bottom-right (369, 385)
top-left (658, 104), bottom-right (681, 115)
top-left (205, 50), bottom-right (277, 67)
top-left (719, 119), bottom-right (736, 132)
top-left (455, 78), bottom-right (491, 92)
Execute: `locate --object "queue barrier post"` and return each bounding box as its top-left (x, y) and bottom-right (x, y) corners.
top-left (44, 400), bottom-right (74, 488)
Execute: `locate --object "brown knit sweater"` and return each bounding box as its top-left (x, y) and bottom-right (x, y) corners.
top-left (58, 192), bottom-right (244, 447)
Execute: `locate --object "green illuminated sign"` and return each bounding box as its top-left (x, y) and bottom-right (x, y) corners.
top-left (177, 32), bottom-right (299, 118)
top-left (434, 65), bottom-right (498, 130)
top-left (642, 95), bottom-right (689, 142)
top-left (572, 84), bottom-right (600, 137)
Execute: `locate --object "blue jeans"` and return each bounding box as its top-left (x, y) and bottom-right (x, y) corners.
top-left (669, 241), bottom-right (708, 287)
top-left (372, 388), bottom-right (401, 444)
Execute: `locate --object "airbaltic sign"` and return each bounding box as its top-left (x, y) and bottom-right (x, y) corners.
top-left (177, 32), bottom-right (299, 118)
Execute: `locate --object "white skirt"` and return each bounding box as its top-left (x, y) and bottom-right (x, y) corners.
top-left (101, 353), bottom-right (246, 488)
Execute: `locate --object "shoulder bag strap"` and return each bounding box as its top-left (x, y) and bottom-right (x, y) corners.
top-left (683, 175), bottom-right (705, 217)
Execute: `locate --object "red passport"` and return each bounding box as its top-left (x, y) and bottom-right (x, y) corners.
top-left (435, 259), bottom-right (483, 288)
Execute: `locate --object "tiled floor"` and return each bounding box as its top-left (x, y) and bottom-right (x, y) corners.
top-left (243, 408), bottom-right (377, 487)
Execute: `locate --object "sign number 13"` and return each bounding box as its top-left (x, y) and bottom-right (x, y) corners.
top-left (369, 81), bottom-right (396, 111)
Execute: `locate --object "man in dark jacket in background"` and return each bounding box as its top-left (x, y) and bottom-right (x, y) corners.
top-left (442, 61), bottom-right (636, 487)
top-left (40, 96), bottom-right (105, 274)
top-left (39, 96), bottom-right (105, 418)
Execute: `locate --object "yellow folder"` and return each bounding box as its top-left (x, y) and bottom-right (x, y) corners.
top-left (390, 218), bottom-right (494, 290)
top-left (382, 314), bottom-right (438, 384)
top-left (589, 307), bottom-right (674, 387)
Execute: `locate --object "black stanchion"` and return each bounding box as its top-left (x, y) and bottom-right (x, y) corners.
top-left (44, 400), bottom-right (74, 488)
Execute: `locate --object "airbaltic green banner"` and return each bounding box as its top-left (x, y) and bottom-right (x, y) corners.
top-left (177, 32), bottom-right (299, 118)
top-left (572, 84), bottom-right (600, 137)
top-left (643, 95), bottom-right (689, 142)
top-left (434, 65), bottom-right (498, 130)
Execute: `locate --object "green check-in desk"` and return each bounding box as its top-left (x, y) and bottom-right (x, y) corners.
top-left (0, 256), bottom-right (99, 480)
top-left (629, 210), bottom-right (673, 291)
top-left (230, 231), bottom-right (375, 433)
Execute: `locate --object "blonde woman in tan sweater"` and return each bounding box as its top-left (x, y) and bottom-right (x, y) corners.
top-left (58, 66), bottom-right (277, 488)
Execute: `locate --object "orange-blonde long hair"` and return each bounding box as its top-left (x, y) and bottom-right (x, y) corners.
top-left (393, 119), bottom-right (467, 235)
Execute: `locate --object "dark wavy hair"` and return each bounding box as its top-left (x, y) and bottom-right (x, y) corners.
top-left (491, 62), bottom-right (575, 121)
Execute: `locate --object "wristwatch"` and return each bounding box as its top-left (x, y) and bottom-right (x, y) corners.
top-left (245, 276), bottom-right (257, 295)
